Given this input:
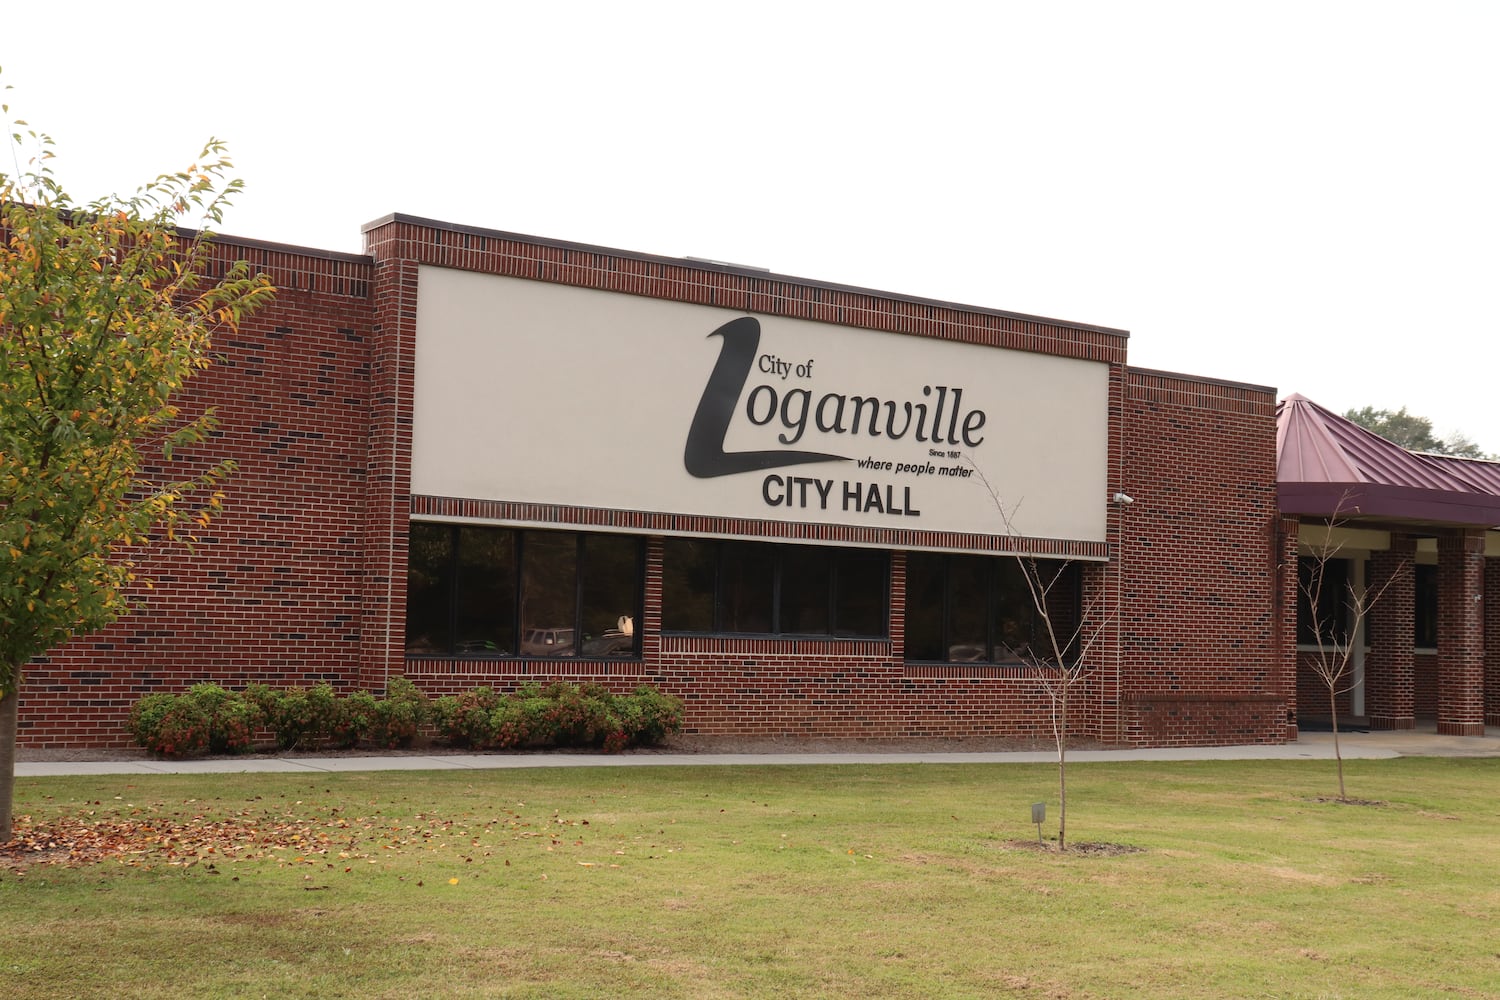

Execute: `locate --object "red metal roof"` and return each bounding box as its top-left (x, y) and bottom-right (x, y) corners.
top-left (1276, 394), bottom-right (1500, 527)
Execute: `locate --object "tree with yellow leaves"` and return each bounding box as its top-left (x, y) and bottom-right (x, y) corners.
top-left (0, 79), bottom-right (273, 836)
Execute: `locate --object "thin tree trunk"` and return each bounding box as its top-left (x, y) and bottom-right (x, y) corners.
top-left (0, 688), bottom-right (17, 840)
top-left (1329, 684), bottom-right (1345, 801)
top-left (1056, 682), bottom-right (1068, 852)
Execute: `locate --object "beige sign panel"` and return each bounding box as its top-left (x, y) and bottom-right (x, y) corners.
top-left (412, 266), bottom-right (1109, 547)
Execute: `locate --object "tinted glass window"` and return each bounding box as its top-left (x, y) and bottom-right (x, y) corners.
top-left (406, 525), bottom-right (641, 659)
top-left (903, 553), bottom-right (1079, 665)
top-left (662, 540), bottom-right (889, 638)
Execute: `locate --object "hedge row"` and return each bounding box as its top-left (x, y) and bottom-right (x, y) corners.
top-left (126, 677), bottom-right (429, 757)
top-left (125, 678), bottom-right (683, 758)
top-left (430, 682), bottom-right (683, 754)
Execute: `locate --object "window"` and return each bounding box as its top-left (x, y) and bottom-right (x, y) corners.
top-left (406, 524), bottom-right (642, 658)
top-left (904, 552), bottom-right (1080, 664)
top-left (1414, 564), bottom-right (1437, 649)
top-left (1296, 556), bottom-right (1351, 647)
top-left (661, 539), bottom-right (888, 638)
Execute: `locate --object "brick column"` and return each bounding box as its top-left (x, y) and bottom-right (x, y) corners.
top-left (358, 222), bottom-right (420, 690)
top-left (1365, 536), bottom-right (1416, 729)
top-left (888, 551), bottom-right (907, 664)
top-left (1436, 532), bottom-right (1485, 736)
top-left (1276, 516), bottom-right (1301, 738)
top-left (1486, 557), bottom-right (1500, 727)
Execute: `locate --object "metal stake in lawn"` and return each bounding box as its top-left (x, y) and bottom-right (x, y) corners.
top-left (1032, 802), bottom-right (1046, 845)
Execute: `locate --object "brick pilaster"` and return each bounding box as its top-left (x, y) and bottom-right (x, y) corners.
top-left (359, 224), bottom-right (420, 689)
top-left (1366, 536), bottom-right (1416, 730)
top-left (1486, 557), bottom-right (1500, 727)
top-left (1436, 532), bottom-right (1486, 736)
top-left (1277, 516), bottom-right (1301, 738)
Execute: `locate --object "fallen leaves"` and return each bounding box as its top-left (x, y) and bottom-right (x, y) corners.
top-left (0, 800), bottom-right (632, 878)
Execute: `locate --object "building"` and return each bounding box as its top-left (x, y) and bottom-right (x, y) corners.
top-left (1277, 395), bottom-right (1500, 734)
top-left (20, 216), bottom-right (1292, 747)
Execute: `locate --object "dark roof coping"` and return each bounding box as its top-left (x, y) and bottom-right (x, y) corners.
top-left (1128, 365), bottom-right (1276, 395)
top-left (177, 225), bottom-right (372, 266)
top-left (361, 212), bottom-right (1131, 341)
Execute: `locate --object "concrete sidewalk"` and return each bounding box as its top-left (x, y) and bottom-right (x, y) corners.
top-left (16, 727), bottom-right (1500, 778)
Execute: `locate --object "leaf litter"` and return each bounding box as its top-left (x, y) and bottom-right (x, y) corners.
top-left (0, 798), bottom-right (620, 876)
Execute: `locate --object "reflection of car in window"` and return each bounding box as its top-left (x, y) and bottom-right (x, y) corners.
top-left (582, 629), bottom-right (634, 657)
top-left (520, 628), bottom-right (575, 657)
top-left (455, 638), bottom-right (502, 654)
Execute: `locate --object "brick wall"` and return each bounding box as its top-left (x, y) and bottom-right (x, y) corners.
top-left (1296, 649), bottom-right (1354, 719)
top-left (1436, 532), bottom-right (1486, 735)
top-left (1117, 369), bottom-right (1285, 745)
top-left (17, 238), bottom-right (376, 747)
top-left (16, 217), bottom-right (1287, 749)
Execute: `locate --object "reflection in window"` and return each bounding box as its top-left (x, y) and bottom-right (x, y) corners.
top-left (660, 539), bottom-right (715, 632)
top-left (520, 532), bottom-right (577, 657)
top-left (835, 549), bottom-right (887, 637)
top-left (406, 524), bottom-right (455, 655)
top-left (406, 524), bottom-right (641, 658)
top-left (1297, 556), bottom-right (1351, 647)
top-left (456, 527), bottom-right (514, 654)
top-left (721, 541), bottom-right (774, 634)
top-left (1414, 564), bottom-right (1437, 649)
top-left (780, 545), bottom-right (831, 635)
top-left (903, 552), bottom-right (1079, 665)
top-left (581, 535), bottom-right (642, 657)
top-left (662, 539), bottom-right (889, 638)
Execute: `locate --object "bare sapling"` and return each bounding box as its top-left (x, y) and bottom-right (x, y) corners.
top-left (1298, 503), bottom-right (1402, 802)
top-left (969, 463), bottom-right (1113, 851)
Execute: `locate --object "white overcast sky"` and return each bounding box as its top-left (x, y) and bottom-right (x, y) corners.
top-left (6, 1), bottom-right (1498, 451)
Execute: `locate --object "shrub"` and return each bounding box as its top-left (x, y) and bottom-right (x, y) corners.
top-left (185, 683), bottom-right (260, 754)
top-left (126, 678), bottom-right (682, 757)
top-left (539, 682), bottom-right (612, 747)
top-left (489, 698), bottom-right (537, 749)
top-left (126, 692), bottom-right (179, 750)
top-left (368, 676), bottom-right (427, 749)
top-left (343, 690), bottom-right (380, 747)
top-left (429, 695), bottom-right (459, 739)
top-left (147, 699), bottom-right (211, 758)
top-left (434, 686), bottom-right (502, 748)
top-left (206, 694), bottom-right (260, 754)
top-left (266, 682), bottom-right (344, 750)
top-left (185, 682), bottom-right (232, 717)
top-left (242, 682), bottom-right (282, 723)
top-left (622, 685), bottom-right (684, 747)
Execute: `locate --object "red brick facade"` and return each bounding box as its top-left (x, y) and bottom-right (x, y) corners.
top-left (1365, 539), bottom-right (1416, 729)
top-left (20, 238), bottom-right (376, 746)
top-left (16, 217), bottom-right (1292, 748)
top-left (1436, 533), bottom-right (1486, 735)
top-left (1116, 371), bottom-right (1284, 745)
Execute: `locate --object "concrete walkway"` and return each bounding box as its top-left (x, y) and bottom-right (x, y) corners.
top-left (16, 727), bottom-right (1500, 777)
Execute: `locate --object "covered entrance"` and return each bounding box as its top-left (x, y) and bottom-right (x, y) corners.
top-left (1278, 395), bottom-right (1500, 735)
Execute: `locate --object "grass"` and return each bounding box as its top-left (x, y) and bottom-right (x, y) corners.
top-left (2, 757), bottom-right (1498, 998)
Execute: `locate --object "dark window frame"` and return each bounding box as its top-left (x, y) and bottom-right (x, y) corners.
top-left (405, 523), bottom-right (644, 659)
top-left (661, 538), bottom-right (890, 639)
top-left (902, 551), bottom-right (1082, 666)
top-left (1296, 555), bottom-right (1352, 647)
top-left (1414, 563), bottom-right (1437, 650)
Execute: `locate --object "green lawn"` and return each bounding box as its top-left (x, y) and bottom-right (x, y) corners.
top-left (3, 757), bottom-right (1497, 999)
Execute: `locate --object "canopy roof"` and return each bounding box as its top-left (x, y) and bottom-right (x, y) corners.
top-left (1276, 394), bottom-right (1500, 528)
